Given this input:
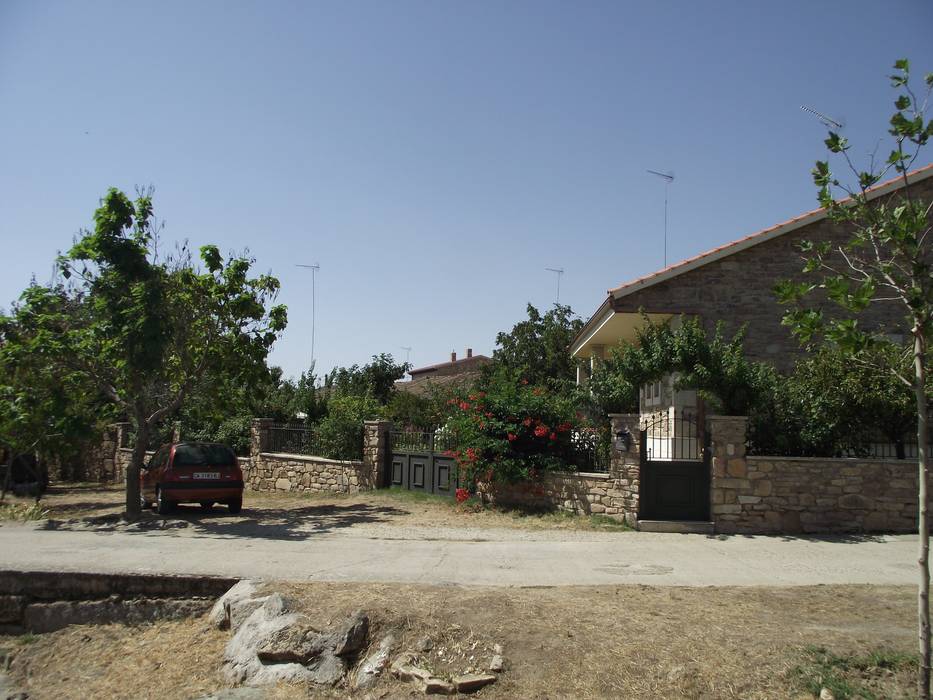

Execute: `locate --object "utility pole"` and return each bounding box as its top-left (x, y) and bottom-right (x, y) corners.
top-left (647, 169), bottom-right (674, 267)
top-left (545, 267), bottom-right (564, 304)
top-left (295, 263), bottom-right (320, 367)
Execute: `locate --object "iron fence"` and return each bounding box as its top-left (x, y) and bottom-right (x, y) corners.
top-left (264, 422), bottom-right (363, 461)
top-left (390, 430), bottom-right (457, 454)
top-left (641, 412), bottom-right (703, 461)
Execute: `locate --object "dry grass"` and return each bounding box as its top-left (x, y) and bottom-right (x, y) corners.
top-left (18, 482), bottom-right (628, 533)
top-left (2, 583), bottom-right (917, 699)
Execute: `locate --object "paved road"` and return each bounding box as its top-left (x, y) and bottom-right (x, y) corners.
top-left (0, 519), bottom-right (919, 587)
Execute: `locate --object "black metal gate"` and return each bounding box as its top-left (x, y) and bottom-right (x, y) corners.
top-left (388, 431), bottom-right (458, 497)
top-left (640, 413), bottom-right (710, 521)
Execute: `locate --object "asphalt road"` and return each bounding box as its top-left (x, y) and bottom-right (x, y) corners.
top-left (0, 520), bottom-right (919, 586)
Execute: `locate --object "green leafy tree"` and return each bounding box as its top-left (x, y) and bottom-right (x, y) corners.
top-left (324, 353), bottom-right (410, 405)
top-left (4, 188), bottom-right (287, 517)
top-left (776, 60), bottom-right (933, 697)
top-left (492, 303), bottom-right (584, 390)
top-left (587, 316), bottom-right (777, 416)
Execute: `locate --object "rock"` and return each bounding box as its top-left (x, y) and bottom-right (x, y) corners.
top-left (193, 689), bottom-right (267, 700)
top-left (209, 580), bottom-right (264, 631)
top-left (415, 635), bottom-right (434, 652)
top-left (355, 634), bottom-right (396, 690)
top-left (391, 653), bottom-right (433, 683)
top-left (221, 594), bottom-right (315, 686)
top-left (422, 677), bottom-right (455, 694)
top-left (255, 623), bottom-right (324, 664)
top-left (0, 597), bottom-right (25, 626)
top-left (492, 644), bottom-right (503, 655)
top-left (488, 654), bottom-right (504, 672)
top-left (453, 673), bottom-right (497, 693)
top-left (332, 610), bottom-right (369, 657)
top-left (307, 649), bottom-right (347, 686)
top-left (820, 689), bottom-right (835, 700)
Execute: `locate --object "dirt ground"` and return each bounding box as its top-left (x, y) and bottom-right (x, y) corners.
top-left (2, 583), bottom-right (918, 700)
top-left (1, 482), bottom-right (628, 533)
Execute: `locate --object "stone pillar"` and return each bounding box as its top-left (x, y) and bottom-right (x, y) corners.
top-left (609, 413), bottom-right (642, 527)
top-left (362, 420), bottom-right (392, 489)
top-left (112, 422), bottom-right (132, 483)
top-left (707, 415), bottom-right (748, 533)
top-left (250, 419), bottom-right (272, 458)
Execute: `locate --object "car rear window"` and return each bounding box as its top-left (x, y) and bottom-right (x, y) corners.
top-left (173, 444), bottom-right (236, 467)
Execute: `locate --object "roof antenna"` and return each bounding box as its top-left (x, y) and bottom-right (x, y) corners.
top-left (295, 263), bottom-right (321, 368)
top-left (545, 267), bottom-right (564, 304)
top-left (399, 345), bottom-right (412, 365)
top-left (800, 105), bottom-right (845, 130)
top-left (647, 169), bottom-right (674, 267)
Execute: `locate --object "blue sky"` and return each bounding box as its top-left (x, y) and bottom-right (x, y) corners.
top-left (1, 1), bottom-right (931, 379)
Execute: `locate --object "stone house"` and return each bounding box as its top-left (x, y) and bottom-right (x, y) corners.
top-left (571, 163), bottom-right (933, 388)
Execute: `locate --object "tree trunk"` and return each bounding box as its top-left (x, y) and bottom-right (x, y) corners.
top-left (125, 420), bottom-right (148, 519)
top-left (915, 327), bottom-right (931, 700)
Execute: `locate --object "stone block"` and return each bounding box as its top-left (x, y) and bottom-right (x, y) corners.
top-left (275, 478), bottom-right (292, 491)
top-left (726, 458), bottom-right (747, 478)
top-left (753, 480), bottom-right (772, 497)
top-left (737, 495), bottom-right (761, 505)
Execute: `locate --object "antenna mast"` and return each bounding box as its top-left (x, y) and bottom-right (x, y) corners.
top-left (800, 105), bottom-right (844, 130)
top-left (545, 267), bottom-right (564, 303)
top-left (647, 169), bottom-right (674, 267)
top-left (400, 346), bottom-right (412, 365)
top-left (295, 263), bottom-right (321, 367)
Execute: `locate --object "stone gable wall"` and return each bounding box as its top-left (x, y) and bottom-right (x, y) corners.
top-left (612, 176), bottom-right (933, 371)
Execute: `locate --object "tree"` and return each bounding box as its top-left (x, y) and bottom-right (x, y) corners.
top-left (3, 188), bottom-right (287, 518)
top-left (324, 353), bottom-right (410, 405)
top-left (587, 316), bottom-right (777, 417)
top-left (776, 60), bottom-right (933, 697)
top-left (492, 303), bottom-right (584, 390)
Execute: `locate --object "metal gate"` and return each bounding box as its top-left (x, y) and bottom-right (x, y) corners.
top-left (640, 412), bottom-right (710, 521)
top-left (387, 431), bottom-right (458, 498)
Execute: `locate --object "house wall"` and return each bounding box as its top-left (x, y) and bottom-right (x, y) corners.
top-left (611, 175), bottom-right (933, 371)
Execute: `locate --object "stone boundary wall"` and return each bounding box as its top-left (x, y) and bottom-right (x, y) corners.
top-left (243, 452), bottom-right (367, 494)
top-left (710, 415), bottom-right (923, 534)
top-left (478, 414), bottom-right (642, 525)
top-left (243, 419), bottom-right (390, 494)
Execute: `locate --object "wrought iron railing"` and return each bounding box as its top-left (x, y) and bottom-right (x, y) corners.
top-left (265, 422), bottom-right (363, 461)
top-left (390, 430), bottom-right (456, 454)
top-left (642, 412), bottom-right (703, 461)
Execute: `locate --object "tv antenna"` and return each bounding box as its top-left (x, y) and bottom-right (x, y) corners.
top-left (800, 105), bottom-right (844, 130)
top-left (399, 345), bottom-right (412, 365)
top-left (295, 263), bottom-right (320, 367)
top-left (647, 169), bottom-right (674, 267)
top-left (545, 267), bottom-right (564, 303)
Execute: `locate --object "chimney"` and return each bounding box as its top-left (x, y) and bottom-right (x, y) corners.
top-left (451, 351), bottom-right (457, 362)
top-left (466, 348), bottom-right (473, 358)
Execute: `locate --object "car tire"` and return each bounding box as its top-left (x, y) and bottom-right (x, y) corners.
top-left (227, 497), bottom-right (243, 515)
top-left (200, 501), bottom-right (213, 513)
top-left (140, 492), bottom-right (150, 510)
top-left (156, 487), bottom-right (174, 515)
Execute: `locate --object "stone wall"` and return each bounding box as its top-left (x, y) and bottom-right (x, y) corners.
top-left (242, 418), bottom-right (388, 494)
top-left (710, 415), bottom-right (923, 534)
top-left (479, 414), bottom-right (642, 525)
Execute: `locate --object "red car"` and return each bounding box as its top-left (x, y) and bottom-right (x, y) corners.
top-left (140, 442), bottom-right (244, 515)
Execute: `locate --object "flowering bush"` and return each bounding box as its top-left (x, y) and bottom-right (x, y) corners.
top-left (443, 369), bottom-right (580, 485)
top-left (455, 487), bottom-right (471, 503)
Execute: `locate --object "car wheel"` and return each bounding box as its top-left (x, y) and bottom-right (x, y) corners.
top-left (139, 492), bottom-right (150, 510)
top-left (200, 501), bottom-right (213, 513)
top-left (156, 487), bottom-right (174, 515)
top-left (227, 497), bottom-right (243, 515)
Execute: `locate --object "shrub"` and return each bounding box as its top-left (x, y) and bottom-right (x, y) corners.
top-left (445, 369), bottom-right (580, 485)
top-left (316, 393), bottom-right (381, 460)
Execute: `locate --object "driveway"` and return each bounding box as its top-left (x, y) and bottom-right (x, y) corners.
top-left (0, 495), bottom-right (919, 586)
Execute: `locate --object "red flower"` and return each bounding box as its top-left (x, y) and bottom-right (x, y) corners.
top-left (520, 378), bottom-right (529, 385)
top-left (468, 394), bottom-right (477, 401)
top-left (534, 426), bottom-right (548, 438)
top-left (459, 401), bottom-right (470, 410)
top-left (443, 450), bottom-right (454, 457)
top-left (523, 418), bottom-right (533, 427)
top-left (485, 411), bottom-right (493, 418)
top-left (466, 447), bottom-right (477, 461)
top-left (455, 488), bottom-right (470, 504)
top-left (549, 432), bottom-right (557, 440)
top-left (479, 422), bottom-right (486, 429)
top-left (507, 433), bottom-right (517, 442)
top-left (558, 422), bottom-right (571, 432)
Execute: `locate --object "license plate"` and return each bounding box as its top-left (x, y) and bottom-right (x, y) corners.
top-left (193, 472), bottom-right (220, 480)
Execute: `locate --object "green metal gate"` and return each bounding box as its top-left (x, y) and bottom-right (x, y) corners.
top-left (388, 430), bottom-right (458, 498)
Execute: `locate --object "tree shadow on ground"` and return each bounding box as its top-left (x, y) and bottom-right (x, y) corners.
top-left (41, 501), bottom-right (411, 542)
top-left (703, 532), bottom-right (892, 544)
